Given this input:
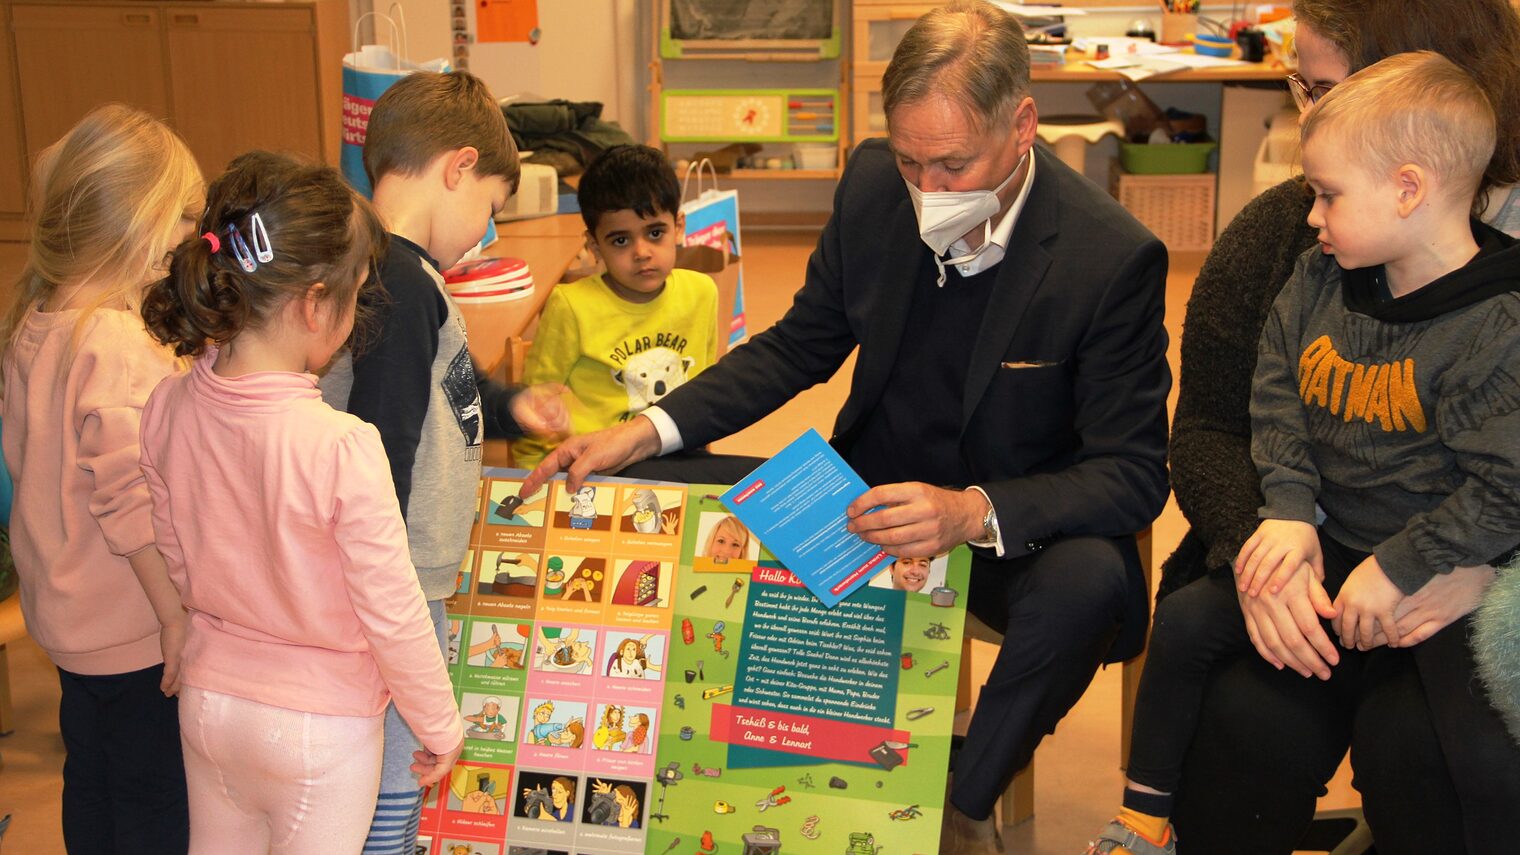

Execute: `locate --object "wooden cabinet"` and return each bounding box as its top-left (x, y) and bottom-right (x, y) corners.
top-left (0, 17), bottom-right (27, 217)
top-left (165, 6), bottom-right (324, 175)
top-left (0, 0), bottom-right (348, 237)
top-left (849, 3), bottom-right (937, 147)
top-left (10, 4), bottom-right (171, 164)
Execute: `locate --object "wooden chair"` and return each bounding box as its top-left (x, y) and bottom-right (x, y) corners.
top-left (954, 527), bottom-right (1154, 830)
top-left (0, 592), bottom-right (27, 736)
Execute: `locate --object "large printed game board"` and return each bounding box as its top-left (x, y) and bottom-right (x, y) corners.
top-left (416, 470), bottom-right (968, 855)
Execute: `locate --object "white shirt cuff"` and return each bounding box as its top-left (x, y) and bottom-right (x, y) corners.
top-left (641, 406), bottom-right (685, 455)
top-left (964, 485), bottom-right (1006, 557)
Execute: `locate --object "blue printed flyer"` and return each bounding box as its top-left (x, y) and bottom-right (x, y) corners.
top-left (720, 430), bottom-right (888, 608)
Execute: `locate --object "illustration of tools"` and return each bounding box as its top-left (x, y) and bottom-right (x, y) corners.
top-left (726, 579), bottom-right (744, 607)
top-left (661, 838), bottom-right (681, 853)
top-left (707, 621), bottom-right (731, 658)
top-left (867, 740), bottom-right (920, 771)
top-left (906, 706), bottom-right (935, 721)
top-left (924, 660), bottom-right (950, 678)
top-left (693, 762), bottom-right (722, 777)
top-left (702, 684), bottom-right (734, 700)
top-left (800, 815), bottom-right (822, 839)
top-left (690, 585), bottom-right (709, 600)
top-left (755, 785), bottom-right (791, 812)
top-left (714, 800), bottom-right (737, 814)
top-left (697, 659), bottom-right (706, 680)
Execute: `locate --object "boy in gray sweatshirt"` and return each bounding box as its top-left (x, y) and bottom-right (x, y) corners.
top-left (1089, 52), bottom-right (1520, 855)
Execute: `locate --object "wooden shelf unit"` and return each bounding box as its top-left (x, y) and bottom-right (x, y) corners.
top-left (647, 2), bottom-right (850, 181)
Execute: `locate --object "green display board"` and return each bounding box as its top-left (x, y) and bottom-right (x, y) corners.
top-left (662, 89), bottom-right (840, 143)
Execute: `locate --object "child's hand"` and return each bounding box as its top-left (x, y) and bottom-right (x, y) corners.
top-left (1235, 519), bottom-right (1323, 597)
top-left (512, 383), bottom-right (571, 439)
top-left (412, 739), bottom-right (464, 787)
top-left (159, 615), bottom-right (188, 697)
top-left (1332, 555), bottom-right (1403, 650)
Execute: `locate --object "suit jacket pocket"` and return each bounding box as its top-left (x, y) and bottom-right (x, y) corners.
top-left (984, 361), bottom-right (1073, 440)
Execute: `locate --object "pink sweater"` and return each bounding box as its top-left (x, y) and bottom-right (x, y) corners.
top-left (139, 354), bottom-right (463, 755)
top-left (2, 307), bottom-right (178, 675)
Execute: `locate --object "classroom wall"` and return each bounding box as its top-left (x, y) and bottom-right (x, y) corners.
top-left (380, 0), bottom-right (641, 130)
top-left (367, 2), bottom-right (1277, 218)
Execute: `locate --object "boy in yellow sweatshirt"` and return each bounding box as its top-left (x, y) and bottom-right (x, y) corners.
top-left (513, 145), bottom-right (717, 467)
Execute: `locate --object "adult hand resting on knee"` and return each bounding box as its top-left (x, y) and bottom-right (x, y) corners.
top-left (1238, 562), bottom-right (1339, 680)
top-left (1362, 564), bottom-right (1497, 649)
top-left (519, 416), bottom-right (662, 497)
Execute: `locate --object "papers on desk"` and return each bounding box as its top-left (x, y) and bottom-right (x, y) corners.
top-left (1072, 36), bottom-right (1176, 57)
top-left (1088, 52), bottom-right (1245, 80)
top-left (991, 2), bottom-right (1087, 16)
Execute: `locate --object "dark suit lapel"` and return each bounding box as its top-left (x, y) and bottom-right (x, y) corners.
top-left (961, 149), bottom-right (1060, 428)
top-left (850, 193), bottom-right (928, 416)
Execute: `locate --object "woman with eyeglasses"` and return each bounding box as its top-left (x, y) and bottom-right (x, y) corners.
top-left (1154, 0), bottom-right (1520, 851)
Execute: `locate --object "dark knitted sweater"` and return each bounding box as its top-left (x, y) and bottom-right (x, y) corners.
top-left (1159, 178), bottom-right (1317, 599)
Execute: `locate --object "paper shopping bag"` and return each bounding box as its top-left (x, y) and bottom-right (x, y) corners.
top-left (341, 9), bottom-right (450, 197)
top-left (678, 160), bottom-right (746, 355)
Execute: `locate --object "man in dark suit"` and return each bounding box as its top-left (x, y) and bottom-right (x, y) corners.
top-left (522, 2), bottom-right (1169, 849)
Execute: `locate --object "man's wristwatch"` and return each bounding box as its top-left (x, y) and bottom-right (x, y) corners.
top-left (966, 490), bottom-right (1000, 548)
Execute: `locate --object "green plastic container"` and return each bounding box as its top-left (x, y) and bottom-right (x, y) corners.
top-left (1119, 141), bottom-right (1218, 174)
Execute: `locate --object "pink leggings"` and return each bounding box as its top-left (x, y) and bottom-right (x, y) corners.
top-left (180, 686), bottom-right (384, 853)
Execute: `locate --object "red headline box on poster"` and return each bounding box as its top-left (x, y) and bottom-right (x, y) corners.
top-left (751, 565), bottom-right (804, 588)
top-left (708, 703), bottom-right (912, 766)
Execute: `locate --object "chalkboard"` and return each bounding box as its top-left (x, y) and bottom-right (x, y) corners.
top-left (660, 0), bottom-right (841, 60)
top-left (668, 0), bottom-right (833, 41)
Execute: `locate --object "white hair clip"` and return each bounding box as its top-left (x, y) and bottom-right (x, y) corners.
top-left (250, 212), bottom-right (274, 264)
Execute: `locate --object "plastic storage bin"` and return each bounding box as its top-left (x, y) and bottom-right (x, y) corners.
top-left (1120, 141), bottom-right (1218, 175)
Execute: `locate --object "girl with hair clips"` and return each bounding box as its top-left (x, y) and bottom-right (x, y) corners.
top-left (1154, 1), bottom-right (1520, 850)
top-left (138, 151), bottom-right (463, 853)
top-left (1, 104), bottom-right (201, 852)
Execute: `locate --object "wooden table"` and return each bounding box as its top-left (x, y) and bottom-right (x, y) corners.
top-left (1031, 56), bottom-right (1287, 83)
top-left (458, 211), bottom-right (588, 375)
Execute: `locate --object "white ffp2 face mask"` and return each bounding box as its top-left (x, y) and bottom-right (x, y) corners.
top-left (904, 150), bottom-right (1027, 261)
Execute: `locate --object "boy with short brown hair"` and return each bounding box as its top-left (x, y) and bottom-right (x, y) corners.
top-left (321, 69), bottom-right (565, 854)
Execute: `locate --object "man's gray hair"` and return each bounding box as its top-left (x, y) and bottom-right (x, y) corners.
top-left (881, 0), bottom-right (1031, 132)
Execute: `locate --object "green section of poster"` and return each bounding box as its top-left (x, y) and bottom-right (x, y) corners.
top-left (651, 488), bottom-right (969, 855)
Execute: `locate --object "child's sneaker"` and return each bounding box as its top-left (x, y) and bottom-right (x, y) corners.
top-left (1084, 818), bottom-right (1177, 855)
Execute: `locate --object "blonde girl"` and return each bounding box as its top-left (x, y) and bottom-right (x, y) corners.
top-left (703, 514), bottom-right (752, 562)
top-left (138, 151), bottom-right (462, 852)
top-left (1, 104), bottom-right (201, 851)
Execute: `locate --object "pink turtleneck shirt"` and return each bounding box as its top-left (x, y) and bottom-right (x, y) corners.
top-left (140, 354), bottom-right (462, 755)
